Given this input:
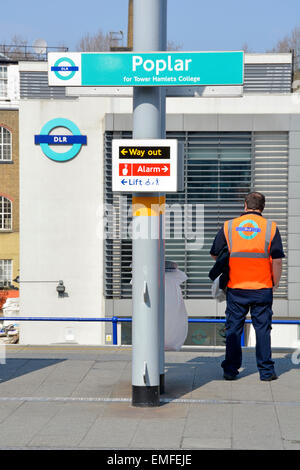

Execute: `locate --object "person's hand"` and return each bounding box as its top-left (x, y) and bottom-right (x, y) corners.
top-left (273, 283), bottom-right (279, 292)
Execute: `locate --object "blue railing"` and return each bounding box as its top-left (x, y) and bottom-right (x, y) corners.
top-left (1, 316), bottom-right (300, 346)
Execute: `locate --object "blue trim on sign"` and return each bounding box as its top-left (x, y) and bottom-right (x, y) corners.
top-left (51, 66), bottom-right (79, 72)
top-left (35, 135), bottom-right (87, 145)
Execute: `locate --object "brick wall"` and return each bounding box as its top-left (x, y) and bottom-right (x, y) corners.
top-left (0, 110), bottom-right (19, 232)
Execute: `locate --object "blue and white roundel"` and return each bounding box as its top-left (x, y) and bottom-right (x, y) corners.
top-left (34, 118), bottom-right (87, 162)
top-left (51, 57), bottom-right (79, 81)
top-left (236, 219), bottom-right (261, 240)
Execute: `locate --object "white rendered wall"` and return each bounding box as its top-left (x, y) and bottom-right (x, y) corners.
top-left (19, 97), bottom-right (118, 344)
top-left (7, 64), bottom-right (19, 102)
top-left (248, 324), bottom-right (299, 348)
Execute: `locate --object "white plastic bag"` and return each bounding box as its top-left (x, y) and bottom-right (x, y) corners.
top-left (2, 297), bottom-right (20, 327)
top-left (165, 269), bottom-right (188, 351)
top-left (211, 275), bottom-right (226, 303)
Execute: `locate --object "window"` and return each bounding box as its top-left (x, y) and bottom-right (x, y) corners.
top-left (0, 260), bottom-right (12, 288)
top-left (0, 196), bottom-right (12, 230)
top-left (0, 66), bottom-right (8, 98)
top-left (0, 127), bottom-right (12, 161)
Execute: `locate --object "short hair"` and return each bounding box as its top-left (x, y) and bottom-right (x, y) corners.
top-left (244, 192), bottom-right (265, 212)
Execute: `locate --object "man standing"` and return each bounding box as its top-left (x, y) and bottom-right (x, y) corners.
top-left (210, 192), bottom-right (285, 381)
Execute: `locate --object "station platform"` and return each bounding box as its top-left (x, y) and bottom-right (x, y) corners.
top-left (0, 345), bottom-right (299, 450)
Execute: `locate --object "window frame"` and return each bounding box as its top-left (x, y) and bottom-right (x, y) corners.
top-left (0, 126), bottom-right (12, 162)
top-left (0, 65), bottom-right (8, 99)
top-left (0, 259), bottom-right (13, 288)
top-left (0, 196), bottom-right (12, 231)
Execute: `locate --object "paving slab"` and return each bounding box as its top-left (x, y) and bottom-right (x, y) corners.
top-left (232, 404), bottom-right (283, 450)
top-left (131, 418), bottom-right (186, 449)
top-left (142, 402), bottom-right (190, 421)
top-left (270, 381), bottom-right (300, 403)
top-left (0, 402), bottom-right (63, 447)
top-left (283, 441), bottom-right (300, 450)
top-left (0, 359), bottom-right (61, 397)
top-left (28, 402), bottom-right (106, 448)
top-left (111, 379), bottom-right (132, 399)
top-left (0, 401), bottom-right (24, 424)
top-left (71, 367), bottom-right (126, 398)
top-left (184, 404), bottom-right (232, 440)
top-left (231, 380), bottom-right (274, 403)
top-left (102, 402), bottom-right (148, 420)
top-left (79, 416), bottom-right (140, 449)
top-left (275, 406), bottom-right (300, 445)
top-left (0, 359), bottom-right (33, 385)
top-left (182, 437), bottom-right (232, 450)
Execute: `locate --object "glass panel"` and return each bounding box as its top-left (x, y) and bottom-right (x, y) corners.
top-left (184, 321), bottom-right (226, 346)
top-left (120, 320), bottom-right (227, 347)
top-left (121, 321), bottom-right (132, 345)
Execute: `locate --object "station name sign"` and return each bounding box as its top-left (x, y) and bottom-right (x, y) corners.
top-left (112, 139), bottom-right (178, 192)
top-left (48, 51), bottom-right (244, 87)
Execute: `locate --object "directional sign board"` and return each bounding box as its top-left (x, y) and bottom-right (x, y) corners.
top-left (112, 140), bottom-right (178, 192)
top-left (48, 51), bottom-right (244, 87)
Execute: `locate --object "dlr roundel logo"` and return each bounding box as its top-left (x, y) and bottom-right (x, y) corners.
top-left (34, 118), bottom-right (87, 162)
top-left (236, 219), bottom-right (261, 240)
top-left (51, 57), bottom-right (79, 81)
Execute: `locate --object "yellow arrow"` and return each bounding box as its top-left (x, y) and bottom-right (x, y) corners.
top-left (121, 148), bottom-right (128, 156)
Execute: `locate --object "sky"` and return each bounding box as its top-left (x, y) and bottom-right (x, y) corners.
top-left (1, 0), bottom-right (299, 53)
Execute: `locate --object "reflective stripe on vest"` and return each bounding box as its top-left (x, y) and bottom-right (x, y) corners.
top-left (227, 219), bottom-right (273, 258)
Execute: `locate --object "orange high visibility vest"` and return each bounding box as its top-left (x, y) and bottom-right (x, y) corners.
top-left (224, 213), bottom-right (277, 289)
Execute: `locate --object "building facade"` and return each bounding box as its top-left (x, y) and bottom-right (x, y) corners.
top-left (0, 55), bottom-right (19, 292)
top-left (18, 53), bottom-right (300, 347)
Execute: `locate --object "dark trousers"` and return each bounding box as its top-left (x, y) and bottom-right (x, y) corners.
top-left (221, 287), bottom-right (275, 379)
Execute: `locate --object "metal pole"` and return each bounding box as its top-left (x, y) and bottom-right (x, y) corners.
top-left (131, 0), bottom-right (166, 407)
top-left (112, 317), bottom-right (118, 345)
top-left (159, 0), bottom-right (167, 395)
top-left (241, 329), bottom-right (245, 347)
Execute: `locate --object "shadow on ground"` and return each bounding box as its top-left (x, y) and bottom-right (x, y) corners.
top-left (0, 358), bottom-right (66, 384)
top-left (163, 350), bottom-right (300, 400)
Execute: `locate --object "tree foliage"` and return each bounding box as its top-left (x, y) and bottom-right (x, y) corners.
top-left (241, 43), bottom-right (253, 53)
top-left (0, 35), bottom-right (34, 60)
top-left (167, 40), bottom-right (183, 51)
top-left (76, 30), bottom-right (111, 52)
top-left (76, 30), bottom-right (182, 52)
top-left (268, 26), bottom-right (300, 71)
